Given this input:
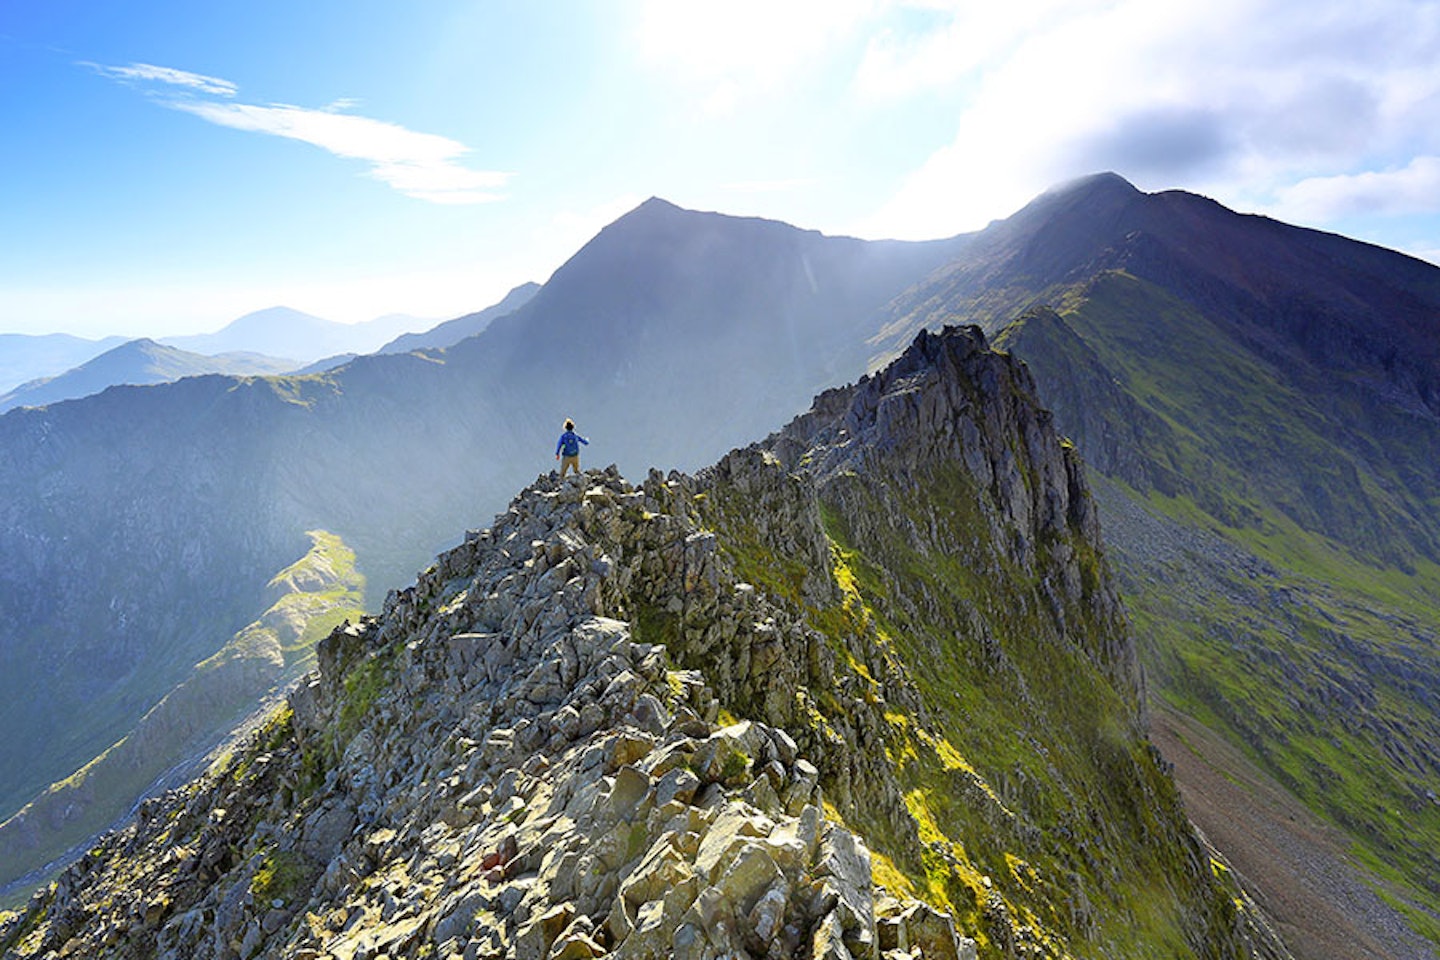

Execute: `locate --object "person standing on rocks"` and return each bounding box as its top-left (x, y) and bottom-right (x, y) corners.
top-left (555, 418), bottom-right (589, 478)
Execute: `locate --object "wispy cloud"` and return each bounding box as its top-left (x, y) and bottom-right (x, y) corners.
top-left (88, 61), bottom-right (509, 204)
top-left (171, 100), bottom-right (509, 203)
top-left (83, 61), bottom-right (238, 97)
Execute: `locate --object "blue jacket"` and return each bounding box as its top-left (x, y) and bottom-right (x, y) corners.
top-left (556, 430), bottom-right (589, 457)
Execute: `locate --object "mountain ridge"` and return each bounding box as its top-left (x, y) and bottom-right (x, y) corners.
top-left (0, 197), bottom-right (968, 880)
top-left (960, 181), bottom-right (1440, 951)
top-left (378, 283), bottom-right (541, 355)
top-left (0, 338), bottom-right (298, 413)
top-left (162, 307), bottom-right (424, 363)
top-left (0, 324), bottom-right (1279, 959)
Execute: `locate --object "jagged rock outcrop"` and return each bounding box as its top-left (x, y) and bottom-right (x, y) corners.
top-left (1, 326), bottom-right (1277, 960)
top-left (766, 324), bottom-right (1140, 706)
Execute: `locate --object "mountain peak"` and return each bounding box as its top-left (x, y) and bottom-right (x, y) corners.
top-left (1012, 171), bottom-right (1144, 226)
top-left (115, 337), bottom-right (163, 352)
top-left (635, 195), bottom-right (682, 214)
top-left (604, 196), bottom-right (688, 231)
top-left (1042, 170), bottom-right (1140, 198)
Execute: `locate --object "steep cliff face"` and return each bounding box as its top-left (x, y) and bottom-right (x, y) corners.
top-left (711, 327), bottom-right (1270, 957)
top-left (1, 328), bottom-right (1277, 959)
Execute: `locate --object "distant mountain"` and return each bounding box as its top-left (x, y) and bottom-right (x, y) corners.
top-left (464, 197), bottom-right (971, 472)
top-left (0, 338), bottom-right (297, 413)
top-left (0, 332), bottom-right (127, 395)
top-left (162, 307), bottom-right (425, 363)
top-left (378, 282), bottom-right (541, 354)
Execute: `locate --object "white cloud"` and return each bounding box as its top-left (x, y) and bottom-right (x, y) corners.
top-left (171, 100), bottom-right (510, 203)
top-left (854, 0), bottom-right (1111, 102)
top-left (634, 0), bottom-right (875, 109)
top-left (90, 62), bottom-right (509, 204)
top-left (1267, 156), bottom-right (1440, 221)
top-left (84, 61), bottom-right (238, 97)
top-left (851, 0), bottom-right (1440, 239)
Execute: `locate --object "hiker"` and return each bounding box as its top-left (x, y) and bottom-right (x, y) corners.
top-left (555, 418), bottom-right (589, 478)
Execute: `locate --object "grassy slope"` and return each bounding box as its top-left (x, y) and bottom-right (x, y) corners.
top-left (998, 272), bottom-right (1440, 944)
top-left (696, 461), bottom-right (1250, 959)
top-left (0, 530), bottom-right (364, 905)
top-left (1151, 704), bottom-right (1435, 960)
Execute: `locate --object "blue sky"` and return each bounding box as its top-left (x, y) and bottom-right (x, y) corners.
top-left (3, 0), bottom-right (1439, 338)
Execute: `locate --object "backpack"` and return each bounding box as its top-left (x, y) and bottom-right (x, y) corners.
top-left (561, 433), bottom-right (580, 457)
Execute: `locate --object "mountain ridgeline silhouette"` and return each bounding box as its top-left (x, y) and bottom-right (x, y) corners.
top-left (2, 176), bottom-right (1439, 958)
top-left (161, 307), bottom-right (421, 364)
top-left (377, 282), bottom-right (541, 355)
top-left (0, 338), bottom-right (297, 413)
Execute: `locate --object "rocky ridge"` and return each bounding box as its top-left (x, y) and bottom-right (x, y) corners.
top-left (0, 466), bottom-right (975, 960)
top-left (1, 326), bottom-right (1281, 959)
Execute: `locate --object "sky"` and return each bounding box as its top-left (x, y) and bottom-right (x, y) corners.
top-left (3, 0), bottom-right (1439, 339)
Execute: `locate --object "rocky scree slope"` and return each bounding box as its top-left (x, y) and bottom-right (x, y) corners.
top-left (2, 465), bottom-right (978, 960)
top-left (2, 327), bottom-right (1277, 959)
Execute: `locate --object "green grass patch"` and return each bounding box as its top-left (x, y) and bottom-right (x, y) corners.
top-left (700, 456), bottom-right (1237, 957)
top-left (1127, 544), bottom-right (1440, 921)
top-left (336, 649), bottom-right (395, 748)
top-left (251, 848), bottom-right (315, 908)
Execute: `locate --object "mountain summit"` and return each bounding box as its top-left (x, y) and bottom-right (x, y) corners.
top-left (163, 308), bottom-right (421, 363)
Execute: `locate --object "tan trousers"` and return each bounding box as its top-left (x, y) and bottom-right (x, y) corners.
top-left (559, 455), bottom-right (581, 477)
